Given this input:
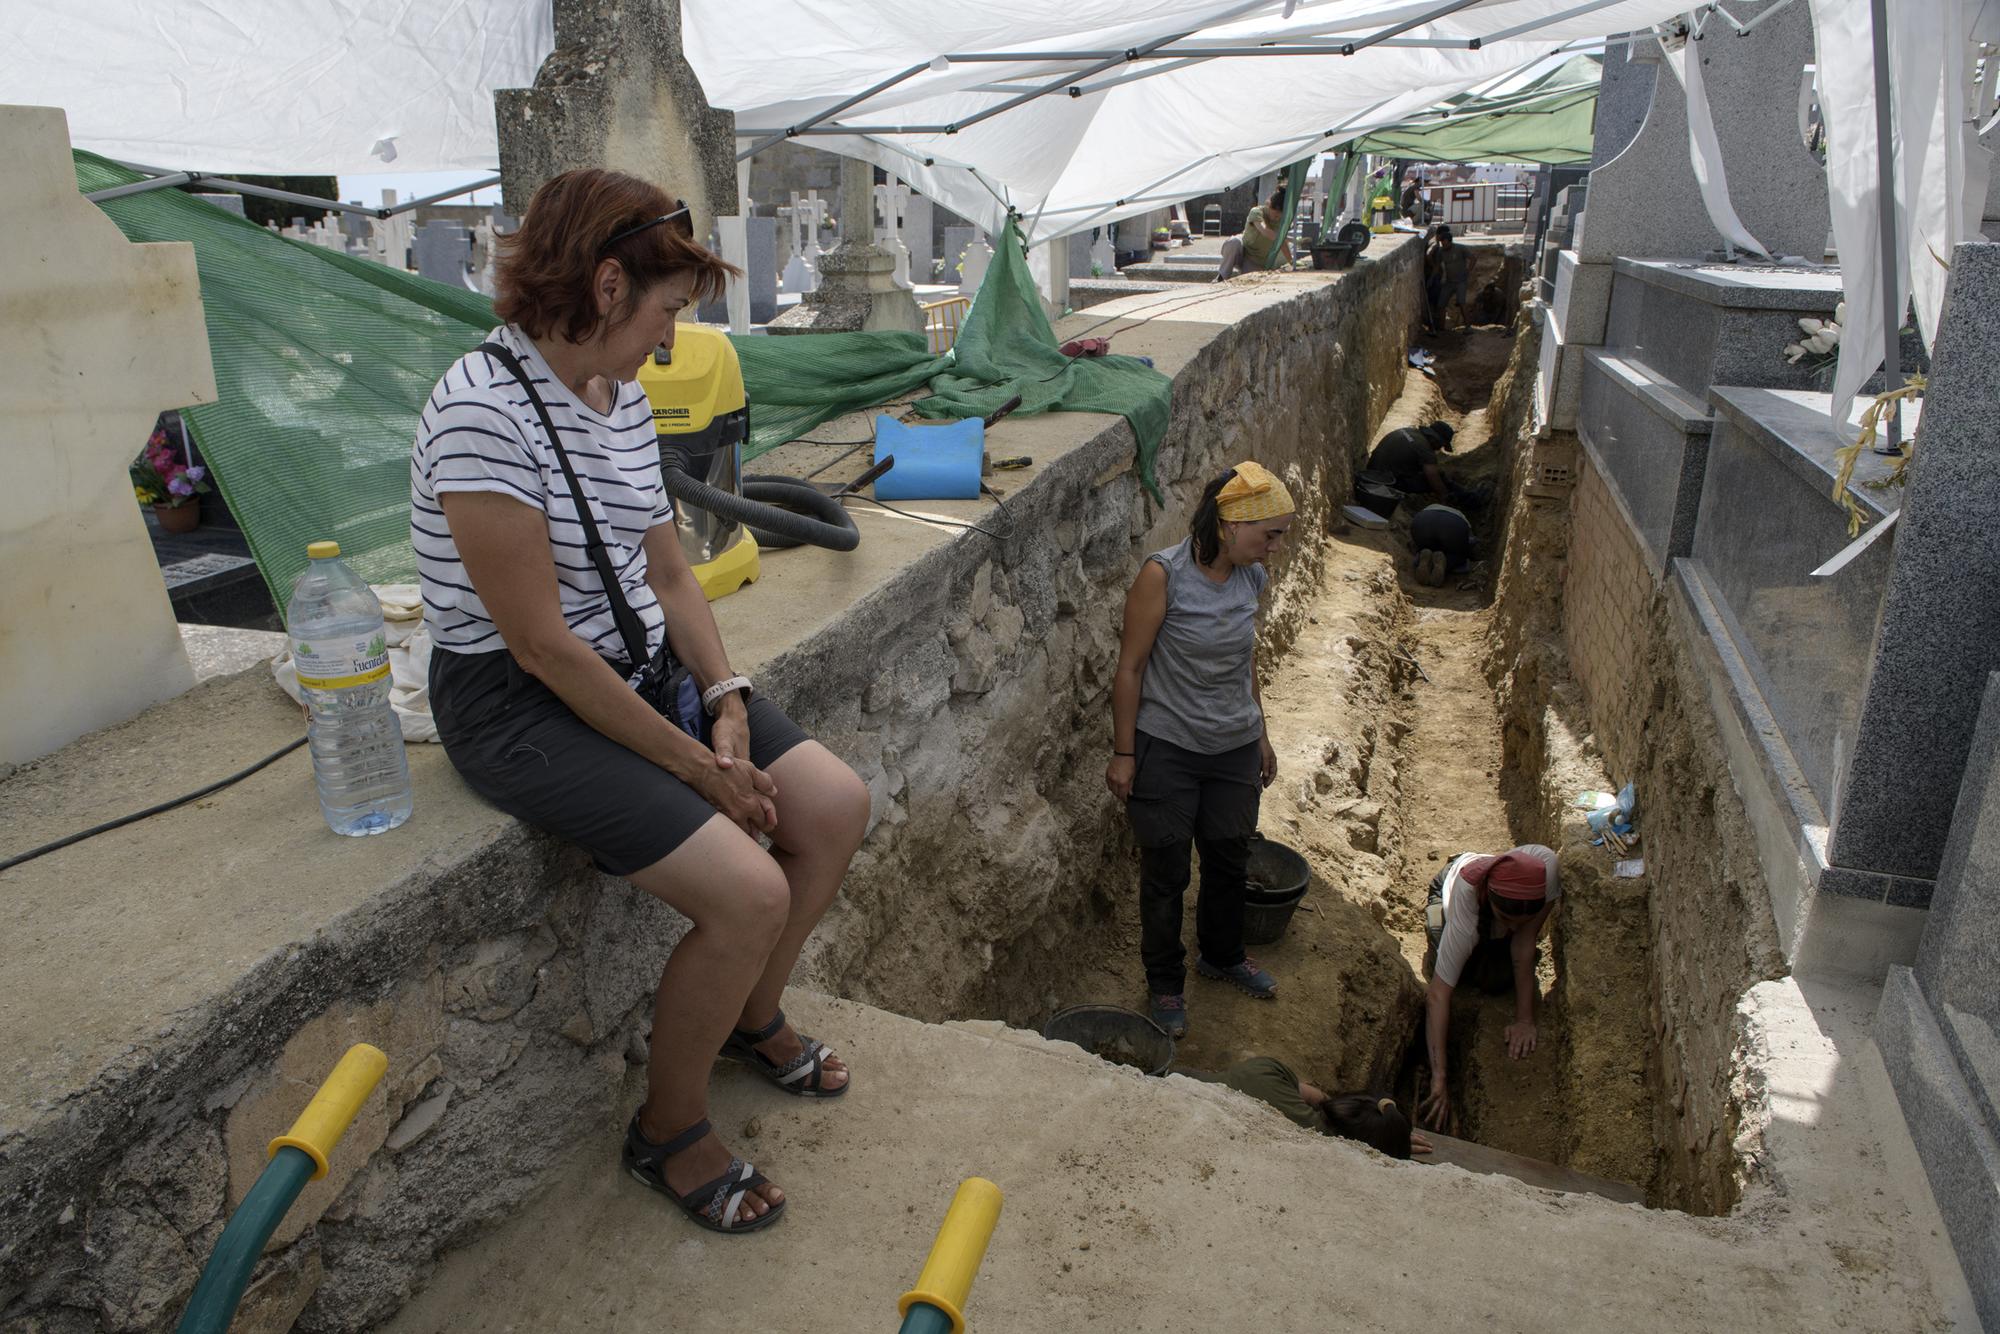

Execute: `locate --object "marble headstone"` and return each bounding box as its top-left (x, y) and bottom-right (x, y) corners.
top-left (413, 221), bottom-right (476, 288)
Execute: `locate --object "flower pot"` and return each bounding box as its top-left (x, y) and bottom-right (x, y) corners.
top-left (154, 502), bottom-right (201, 534)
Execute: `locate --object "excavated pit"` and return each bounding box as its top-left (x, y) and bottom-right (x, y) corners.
top-left (976, 319), bottom-right (1732, 1210)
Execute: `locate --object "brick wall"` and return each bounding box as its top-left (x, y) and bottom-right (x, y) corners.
top-left (1562, 456), bottom-right (1657, 775)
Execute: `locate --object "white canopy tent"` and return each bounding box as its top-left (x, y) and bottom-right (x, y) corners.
top-left (4, 0), bottom-right (553, 176)
top-left (683, 0), bottom-right (1702, 245)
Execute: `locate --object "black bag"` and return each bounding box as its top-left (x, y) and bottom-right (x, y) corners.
top-left (474, 340), bottom-right (709, 746)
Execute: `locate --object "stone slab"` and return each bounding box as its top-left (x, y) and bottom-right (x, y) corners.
top-left (1831, 243), bottom-right (2000, 881)
top-left (1877, 966), bottom-right (2000, 1330)
top-left (1550, 250), bottom-right (1612, 347)
top-left (1578, 350), bottom-right (1712, 568)
top-left (1535, 331), bottom-right (1588, 433)
top-left (1913, 670), bottom-right (2000, 1085)
top-left (1670, 563), bottom-right (1925, 977)
top-left (1693, 387), bottom-right (1895, 818)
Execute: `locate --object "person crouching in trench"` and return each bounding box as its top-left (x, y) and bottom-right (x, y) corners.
top-left (1105, 462), bottom-right (1295, 1040)
top-left (1417, 845), bottom-right (1560, 1133)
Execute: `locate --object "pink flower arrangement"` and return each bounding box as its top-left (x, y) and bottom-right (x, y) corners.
top-left (131, 427), bottom-right (211, 509)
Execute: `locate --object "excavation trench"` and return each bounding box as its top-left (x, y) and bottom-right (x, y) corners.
top-left (993, 324), bottom-right (1677, 1205)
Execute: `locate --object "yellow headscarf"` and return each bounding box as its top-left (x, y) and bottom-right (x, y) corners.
top-left (1216, 461), bottom-right (1296, 523)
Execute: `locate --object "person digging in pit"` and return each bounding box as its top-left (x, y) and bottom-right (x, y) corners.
top-left (1417, 845), bottom-right (1561, 1134)
top-left (1366, 421), bottom-right (1486, 512)
top-left (1187, 1057), bottom-right (1434, 1158)
top-left (1106, 462), bottom-right (1295, 1038)
top-left (1410, 502), bottom-right (1475, 589)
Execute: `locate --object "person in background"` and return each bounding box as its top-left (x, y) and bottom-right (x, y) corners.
top-left (1401, 173), bottom-right (1427, 226)
top-left (414, 168), bottom-right (872, 1234)
top-left (1417, 845), bottom-right (1561, 1133)
top-left (1187, 1057), bottom-right (1434, 1158)
top-left (1215, 186), bottom-right (1294, 281)
top-left (1411, 503), bottom-right (1475, 588)
top-left (1106, 463), bottom-right (1295, 1037)
top-left (1427, 224), bottom-right (1473, 330)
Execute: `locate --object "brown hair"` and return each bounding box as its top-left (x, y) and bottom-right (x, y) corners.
top-left (1190, 468), bottom-right (1237, 566)
top-left (494, 168), bottom-right (739, 345)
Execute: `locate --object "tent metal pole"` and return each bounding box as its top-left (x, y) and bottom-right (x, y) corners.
top-left (736, 61), bottom-right (930, 160)
top-left (1868, 0), bottom-right (1903, 452)
top-left (1472, 0), bottom-right (1636, 46)
top-left (85, 173), bottom-right (196, 204)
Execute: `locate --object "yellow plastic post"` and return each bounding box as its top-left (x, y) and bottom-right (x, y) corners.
top-left (897, 1177), bottom-right (1004, 1334)
top-left (266, 1043), bottom-right (388, 1180)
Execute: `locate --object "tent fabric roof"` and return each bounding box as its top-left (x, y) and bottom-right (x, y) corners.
top-left (1342, 53), bottom-right (1600, 165)
top-left (7, 0), bottom-right (552, 176)
top-left (683, 0), bottom-right (1691, 244)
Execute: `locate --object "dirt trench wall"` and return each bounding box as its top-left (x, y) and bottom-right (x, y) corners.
top-left (1486, 317), bottom-right (1785, 1214)
top-left (793, 252), bottom-right (1423, 1026)
top-left (0, 251), bottom-right (1423, 1334)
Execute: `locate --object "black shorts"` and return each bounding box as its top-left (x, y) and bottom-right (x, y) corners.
top-left (430, 647), bottom-right (809, 876)
top-left (1125, 730), bottom-right (1262, 849)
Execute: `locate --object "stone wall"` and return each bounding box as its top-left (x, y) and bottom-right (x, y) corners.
top-left (0, 248), bottom-right (1421, 1333)
top-left (1489, 318), bottom-right (1785, 1214)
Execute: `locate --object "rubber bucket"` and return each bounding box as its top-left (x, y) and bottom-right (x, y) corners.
top-left (1243, 836), bottom-right (1312, 946)
top-left (1355, 480), bottom-right (1403, 519)
top-left (1041, 1005), bottom-right (1175, 1076)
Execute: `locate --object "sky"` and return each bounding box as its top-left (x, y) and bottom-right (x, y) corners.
top-left (334, 170), bottom-right (503, 210)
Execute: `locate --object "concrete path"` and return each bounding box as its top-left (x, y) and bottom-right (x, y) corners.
top-left (384, 990), bottom-right (1972, 1334)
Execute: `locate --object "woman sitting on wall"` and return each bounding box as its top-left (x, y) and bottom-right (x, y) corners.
top-left (1105, 463), bottom-right (1295, 1038)
top-left (411, 168), bottom-right (870, 1234)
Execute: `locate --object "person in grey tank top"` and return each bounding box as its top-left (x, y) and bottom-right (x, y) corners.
top-left (1106, 462), bottom-right (1297, 1038)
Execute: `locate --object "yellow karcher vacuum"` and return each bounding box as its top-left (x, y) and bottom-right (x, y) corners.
top-left (639, 324), bottom-right (857, 601)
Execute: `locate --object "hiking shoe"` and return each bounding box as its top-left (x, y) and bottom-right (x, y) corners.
top-left (1149, 993), bottom-right (1189, 1040)
top-left (1195, 955), bottom-right (1278, 999)
top-left (1417, 549), bottom-right (1445, 587)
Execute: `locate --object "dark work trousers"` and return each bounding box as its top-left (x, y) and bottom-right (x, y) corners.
top-left (1127, 730), bottom-right (1264, 995)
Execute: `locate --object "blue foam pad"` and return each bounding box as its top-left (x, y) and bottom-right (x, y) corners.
top-left (873, 415), bottom-right (984, 500)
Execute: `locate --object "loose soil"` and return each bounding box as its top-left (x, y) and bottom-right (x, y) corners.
top-left (1044, 324), bottom-right (1641, 1181)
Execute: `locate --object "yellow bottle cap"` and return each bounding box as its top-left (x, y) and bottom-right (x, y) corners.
top-left (307, 540), bottom-right (341, 559)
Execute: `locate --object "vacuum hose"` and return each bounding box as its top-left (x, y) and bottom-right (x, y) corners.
top-left (658, 457), bottom-right (860, 552)
top-left (742, 476), bottom-right (862, 551)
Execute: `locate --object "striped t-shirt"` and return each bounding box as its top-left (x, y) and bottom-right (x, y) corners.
top-left (410, 325), bottom-right (672, 662)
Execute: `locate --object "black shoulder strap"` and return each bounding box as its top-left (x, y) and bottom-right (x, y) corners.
top-left (474, 340), bottom-right (653, 671)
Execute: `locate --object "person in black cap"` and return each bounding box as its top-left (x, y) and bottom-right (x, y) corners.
top-left (1366, 421), bottom-right (1457, 502)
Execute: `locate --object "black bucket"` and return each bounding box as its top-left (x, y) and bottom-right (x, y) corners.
top-left (1354, 479), bottom-right (1403, 519)
top-left (1042, 1004), bottom-right (1176, 1076)
top-left (1243, 836), bottom-right (1312, 946)
top-left (1309, 241), bottom-right (1359, 271)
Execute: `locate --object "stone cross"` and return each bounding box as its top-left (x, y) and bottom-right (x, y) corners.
top-left (1088, 230), bottom-right (1116, 276)
top-left (874, 179), bottom-right (913, 289)
top-left (1, 106), bottom-right (216, 763)
top-left (369, 190), bottom-right (415, 272)
top-left (767, 154), bottom-right (922, 335)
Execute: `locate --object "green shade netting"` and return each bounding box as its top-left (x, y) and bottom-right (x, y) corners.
top-left (77, 157), bottom-right (1172, 605)
top-left (1343, 55), bottom-right (1601, 167)
top-left (733, 215), bottom-right (1170, 498)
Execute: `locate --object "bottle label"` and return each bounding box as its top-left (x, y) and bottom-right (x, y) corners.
top-left (294, 632), bottom-right (391, 690)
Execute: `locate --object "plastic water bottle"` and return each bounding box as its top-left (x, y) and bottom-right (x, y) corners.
top-left (286, 541), bottom-right (413, 836)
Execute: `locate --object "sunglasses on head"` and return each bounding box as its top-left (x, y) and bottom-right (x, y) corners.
top-left (600, 201), bottom-right (693, 254)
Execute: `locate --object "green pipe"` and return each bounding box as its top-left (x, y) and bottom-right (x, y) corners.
top-left (897, 1303), bottom-right (956, 1334)
top-left (175, 1146), bottom-right (315, 1334)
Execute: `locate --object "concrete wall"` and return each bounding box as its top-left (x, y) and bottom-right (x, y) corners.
top-left (0, 248), bottom-right (1422, 1332)
top-left (0, 106), bottom-right (216, 768)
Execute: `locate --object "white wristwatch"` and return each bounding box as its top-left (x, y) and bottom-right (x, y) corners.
top-left (700, 674), bottom-right (754, 717)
